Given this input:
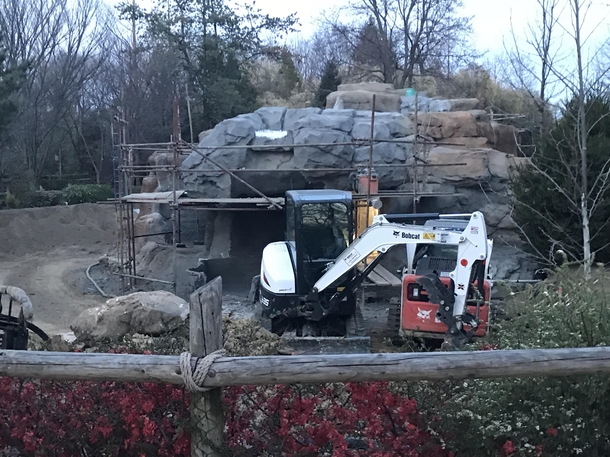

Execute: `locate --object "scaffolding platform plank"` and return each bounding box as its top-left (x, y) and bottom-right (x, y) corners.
top-left (121, 191), bottom-right (187, 202)
top-left (121, 191), bottom-right (284, 209)
top-left (177, 197), bottom-right (285, 210)
top-left (352, 191), bottom-right (461, 199)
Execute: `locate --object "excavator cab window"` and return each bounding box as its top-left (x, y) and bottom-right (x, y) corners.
top-left (426, 244), bottom-right (459, 260)
top-left (297, 202), bottom-right (350, 292)
top-left (413, 244), bottom-right (459, 276)
top-left (300, 203), bottom-right (349, 259)
top-left (284, 190), bottom-right (354, 295)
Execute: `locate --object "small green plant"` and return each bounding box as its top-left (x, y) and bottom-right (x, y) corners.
top-left (27, 190), bottom-right (63, 207)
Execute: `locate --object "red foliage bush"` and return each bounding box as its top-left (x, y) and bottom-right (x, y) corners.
top-left (0, 378), bottom-right (189, 457)
top-left (0, 376), bottom-right (450, 457)
top-left (225, 382), bottom-right (453, 456)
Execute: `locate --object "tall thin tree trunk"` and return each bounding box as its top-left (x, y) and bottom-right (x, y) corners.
top-left (573, 0), bottom-right (591, 278)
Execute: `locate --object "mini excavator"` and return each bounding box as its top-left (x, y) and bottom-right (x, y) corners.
top-left (257, 189), bottom-right (492, 348)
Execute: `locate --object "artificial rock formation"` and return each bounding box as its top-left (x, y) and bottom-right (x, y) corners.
top-left (180, 104), bottom-right (522, 198)
top-left (180, 107), bottom-right (416, 197)
top-left (150, 88), bottom-right (535, 279)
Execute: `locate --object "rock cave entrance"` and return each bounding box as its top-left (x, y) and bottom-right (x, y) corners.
top-left (201, 209), bottom-right (285, 295)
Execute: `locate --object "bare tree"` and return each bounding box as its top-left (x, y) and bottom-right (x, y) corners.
top-left (506, 0), bottom-right (564, 126)
top-left (511, 0), bottom-right (610, 278)
top-left (0, 0), bottom-right (114, 184)
top-left (325, 0), bottom-right (474, 87)
top-left (289, 27), bottom-right (354, 88)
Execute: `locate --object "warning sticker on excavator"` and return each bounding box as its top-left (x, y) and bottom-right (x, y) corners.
top-left (344, 250), bottom-right (360, 266)
top-left (423, 232), bottom-right (435, 240)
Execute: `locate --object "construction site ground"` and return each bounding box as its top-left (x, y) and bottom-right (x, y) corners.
top-left (0, 204), bottom-right (117, 335)
top-left (0, 203), bottom-right (399, 350)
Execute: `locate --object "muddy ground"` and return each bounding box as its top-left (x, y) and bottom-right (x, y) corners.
top-left (0, 203), bottom-right (398, 350)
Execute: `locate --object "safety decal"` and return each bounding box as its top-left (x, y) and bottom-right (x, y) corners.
top-left (344, 250), bottom-right (361, 266)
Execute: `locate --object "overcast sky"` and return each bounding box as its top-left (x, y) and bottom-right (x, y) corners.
top-left (106, 0), bottom-right (610, 56)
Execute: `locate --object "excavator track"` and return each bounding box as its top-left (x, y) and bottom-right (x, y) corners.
top-left (386, 298), bottom-right (402, 337)
top-left (346, 302), bottom-right (367, 337)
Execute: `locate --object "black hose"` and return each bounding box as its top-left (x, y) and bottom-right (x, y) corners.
top-left (86, 263), bottom-right (114, 299)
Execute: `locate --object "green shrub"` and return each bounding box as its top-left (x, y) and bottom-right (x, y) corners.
top-left (27, 190), bottom-right (64, 207)
top-left (413, 267), bottom-right (610, 456)
top-left (61, 184), bottom-right (114, 205)
top-left (1, 184), bottom-right (114, 209)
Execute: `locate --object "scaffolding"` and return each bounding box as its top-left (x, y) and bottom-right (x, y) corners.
top-left (113, 101), bottom-right (466, 295)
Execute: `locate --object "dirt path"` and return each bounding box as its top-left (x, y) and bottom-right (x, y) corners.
top-left (0, 203), bottom-right (117, 335)
top-left (0, 247), bottom-right (112, 335)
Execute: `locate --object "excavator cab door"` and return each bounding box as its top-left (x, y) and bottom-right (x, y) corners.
top-left (285, 190), bottom-right (354, 296)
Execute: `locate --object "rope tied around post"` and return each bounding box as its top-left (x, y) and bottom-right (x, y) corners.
top-left (179, 349), bottom-right (226, 392)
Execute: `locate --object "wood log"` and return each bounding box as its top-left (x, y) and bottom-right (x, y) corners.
top-left (189, 277), bottom-right (224, 457)
top-left (3, 347), bottom-right (610, 386)
top-left (0, 350), bottom-right (182, 383)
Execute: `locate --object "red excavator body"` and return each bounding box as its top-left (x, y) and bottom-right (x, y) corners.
top-left (401, 274), bottom-right (490, 338)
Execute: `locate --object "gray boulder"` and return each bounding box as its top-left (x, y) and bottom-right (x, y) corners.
top-left (327, 90), bottom-right (401, 113)
top-left (353, 142), bottom-right (411, 165)
top-left (354, 111), bottom-right (415, 137)
top-left (401, 95), bottom-right (432, 113)
top-left (489, 245), bottom-right (538, 281)
top-left (197, 116), bottom-right (257, 149)
top-left (71, 291), bottom-right (189, 339)
top-left (234, 112), bottom-right (266, 131)
top-left (401, 96), bottom-right (483, 114)
top-left (292, 112), bottom-right (355, 133)
top-left (293, 129), bottom-right (355, 169)
top-left (352, 121), bottom-right (391, 141)
top-left (255, 107), bottom-right (287, 130)
top-left (283, 107), bottom-right (323, 131)
top-left (429, 99), bottom-right (452, 112)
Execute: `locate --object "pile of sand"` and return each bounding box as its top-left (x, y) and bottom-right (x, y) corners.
top-left (0, 203), bottom-right (117, 258)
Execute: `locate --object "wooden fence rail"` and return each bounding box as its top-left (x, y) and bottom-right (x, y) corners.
top-left (2, 346), bottom-right (610, 386)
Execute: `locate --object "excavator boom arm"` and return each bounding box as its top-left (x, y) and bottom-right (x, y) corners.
top-left (313, 212), bottom-right (488, 318)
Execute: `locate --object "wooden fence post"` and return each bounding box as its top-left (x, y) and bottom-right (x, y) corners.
top-left (189, 277), bottom-right (224, 457)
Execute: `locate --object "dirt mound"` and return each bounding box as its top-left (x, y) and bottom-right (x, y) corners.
top-left (0, 203), bottom-right (117, 257)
